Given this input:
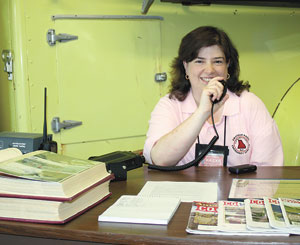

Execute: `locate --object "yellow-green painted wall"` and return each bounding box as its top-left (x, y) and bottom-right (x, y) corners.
top-left (0, 0), bottom-right (300, 163)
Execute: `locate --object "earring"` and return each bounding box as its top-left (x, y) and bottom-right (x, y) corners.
top-left (185, 74), bottom-right (189, 80)
top-left (227, 73), bottom-right (230, 80)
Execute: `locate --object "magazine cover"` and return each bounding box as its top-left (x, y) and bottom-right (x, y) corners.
top-left (263, 197), bottom-right (288, 230)
top-left (186, 201), bottom-right (221, 234)
top-left (279, 197), bottom-right (300, 233)
top-left (218, 201), bottom-right (249, 232)
top-left (245, 199), bottom-right (270, 230)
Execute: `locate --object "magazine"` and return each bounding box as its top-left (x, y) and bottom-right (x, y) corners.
top-left (244, 198), bottom-right (289, 235)
top-left (279, 197), bottom-right (300, 233)
top-left (186, 200), bottom-right (289, 236)
top-left (218, 201), bottom-right (248, 232)
top-left (244, 199), bottom-right (271, 231)
top-left (186, 201), bottom-right (222, 235)
top-left (263, 197), bottom-right (289, 230)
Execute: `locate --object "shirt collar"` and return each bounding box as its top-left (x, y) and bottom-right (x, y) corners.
top-left (181, 90), bottom-right (197, 113)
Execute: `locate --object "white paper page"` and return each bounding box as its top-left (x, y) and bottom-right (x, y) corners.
top-left (137, 181), bottom-right (218, 202)
top-left (0, 148), bottom-right (22, 162)
top-left (98, 195), bottom-right (180, 225)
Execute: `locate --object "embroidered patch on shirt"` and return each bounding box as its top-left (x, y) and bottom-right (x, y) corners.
top-left (232, 134), bottom-right (250, 154)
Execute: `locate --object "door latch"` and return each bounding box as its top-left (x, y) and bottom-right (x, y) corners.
top-left (51, 117), bottom-right (82, 133)
top-left (47, 29), bottom-right (78, 46)
top-left (1, 50), bottom-right (13, 81)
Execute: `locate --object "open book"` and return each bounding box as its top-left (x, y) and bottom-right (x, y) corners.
top-left (0, 148), bottom-right (113, 200)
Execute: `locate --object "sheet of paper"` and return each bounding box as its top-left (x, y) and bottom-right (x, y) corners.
top-left (228, 179), bottom-right (300, 200)
top-left (137, 181), bottom-right (218, 202)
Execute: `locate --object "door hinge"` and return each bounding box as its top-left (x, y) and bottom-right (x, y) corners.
top-left (47, 29), bottom-right (78, 46)
top-left (51, 117), bottom-right (82, 133)
top-left (1, 50), bottom-right (13, 81)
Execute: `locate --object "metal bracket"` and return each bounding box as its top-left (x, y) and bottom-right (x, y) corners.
top-left (155, 72), bottom-right (167, 82)
top-left (141, 0), bottom-right (155, 14)
top-left (51, 117), bottom-right (82, 133)
top-left (47, 29), bottom-right (78, 46)
top-left (1, 50), bottom-right (13, 81)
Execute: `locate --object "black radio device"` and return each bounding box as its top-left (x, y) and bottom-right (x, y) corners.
top-left (89, 151), bottom-right (145, 181)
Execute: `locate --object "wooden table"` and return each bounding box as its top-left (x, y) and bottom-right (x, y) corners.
top-left (1, 166), bottom-right (300, 244)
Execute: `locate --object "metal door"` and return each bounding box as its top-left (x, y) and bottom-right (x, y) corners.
top-left (51, 16), bottom-right (163, 156)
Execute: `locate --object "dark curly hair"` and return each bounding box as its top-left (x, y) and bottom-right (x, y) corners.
top-left (169, 26), bottom-right (250, 101)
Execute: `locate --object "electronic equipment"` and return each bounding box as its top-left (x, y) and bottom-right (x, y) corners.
top-left (39, 87), bottom-right (57, 152)
top-left (89, 151), bottom-right (145, 181)
top-left (0, 87), bottom-right (57, 154)
top-left (148, 79), bottom-right (228, 171)
top-left (0, 132), bottom-right (53, 154)
top-left (228, 164), bottom-right (257, 174)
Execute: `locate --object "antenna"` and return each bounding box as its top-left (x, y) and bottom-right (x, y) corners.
top-left (39, 87), bottom-right (57, 152)
top-left (43, 87), bottom-right (48, 143)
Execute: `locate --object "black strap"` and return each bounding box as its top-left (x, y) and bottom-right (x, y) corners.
top-left (224, 116), bottom-right (227, 146)
top-left (197, 116), bottom-right (227, 146)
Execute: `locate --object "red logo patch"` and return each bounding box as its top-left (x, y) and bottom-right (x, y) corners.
top-left (232, 134), bottom-right (250, 154)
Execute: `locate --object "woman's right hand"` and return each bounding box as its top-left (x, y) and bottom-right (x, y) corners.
top-left (198, 77), bottom-right (228, 116)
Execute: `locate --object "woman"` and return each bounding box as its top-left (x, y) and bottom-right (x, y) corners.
top-left (143, 26), bottom-right (283, 167)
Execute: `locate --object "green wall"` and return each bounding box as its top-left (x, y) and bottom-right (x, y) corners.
top-left (0, 0), bottom-right (300, 162)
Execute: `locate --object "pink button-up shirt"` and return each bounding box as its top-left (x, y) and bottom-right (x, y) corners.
top-left (143, 90), bottom-right (283, 166)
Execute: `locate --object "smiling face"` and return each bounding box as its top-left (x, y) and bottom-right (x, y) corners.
top-left (183, 45), bottom-right (229, 99)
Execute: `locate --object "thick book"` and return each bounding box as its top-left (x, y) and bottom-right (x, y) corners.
top-left (0, 148), bottom-right (113, 201)
top-left (0, 180), bottom-right (112, 224)
top-left (98, 195), bottom-right (181, 225)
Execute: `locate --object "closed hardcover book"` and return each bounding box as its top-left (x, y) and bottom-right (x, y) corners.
top-left (0, 180), bottom-right (112, 224)
top-left (0, 148), bottom-right (113, 201)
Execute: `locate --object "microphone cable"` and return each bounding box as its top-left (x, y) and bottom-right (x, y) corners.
top-left (272, 77), bottom-right (300, 118)
top-left (148, 103), bottom-right (219, 171)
